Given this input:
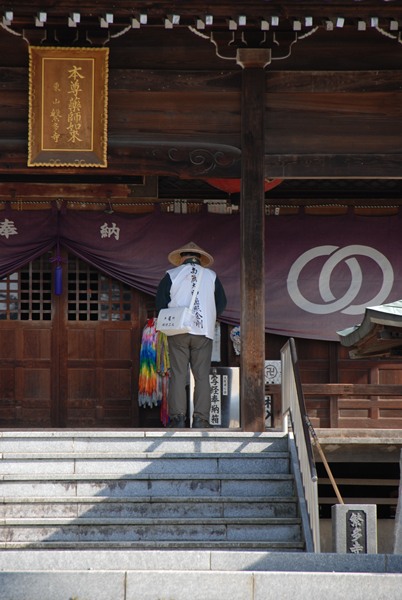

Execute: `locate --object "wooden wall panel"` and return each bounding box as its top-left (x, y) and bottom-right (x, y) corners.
top-left (22, 369), bottom-right (51, 400)
top-left (103, 330), bottom-right (131, 360)
top-left (1, 26), bottom-right (402, 179)
top-left (67, 369), bottom-right (97, 400)
top-left (266, 334), bottom-right (402, 429)
top-left (108, 90), bottom-right (240, 141)
top-left (23, 329), bottom-right (51, 359)
top-left (378, 365), bottom-right (402, 384)
top-left (265, 92), bottom-right (402, 154)
top-left (0, 324), bottom-right (53, 427)
top-left (0, 329), bottom-right (16, 358)
top-left (67, 329), bottom-right (97, 360)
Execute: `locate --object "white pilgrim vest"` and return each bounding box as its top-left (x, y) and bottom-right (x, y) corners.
top-left (167, 263), bottom-right (217, 339)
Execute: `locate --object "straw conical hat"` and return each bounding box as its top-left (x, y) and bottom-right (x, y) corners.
top-left (168, 241), bottom-right (214, 267)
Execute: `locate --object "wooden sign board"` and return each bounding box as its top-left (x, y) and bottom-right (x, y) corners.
top-left (28, 46), bottom-right (109, 168)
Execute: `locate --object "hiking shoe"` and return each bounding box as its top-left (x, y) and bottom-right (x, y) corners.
top-left (168, 414), bottom-right (186, 428)
top-left (192, 415), bottom-right (213, 429)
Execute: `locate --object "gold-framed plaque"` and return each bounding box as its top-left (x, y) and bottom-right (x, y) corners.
top-left (28, 46), bottom-right (109, 168)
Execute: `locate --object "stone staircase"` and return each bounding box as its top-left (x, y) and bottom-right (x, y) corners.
top-left (1, 430), bottom-right (402, 600)
top-left (0, 429), bottom-right (305, 551)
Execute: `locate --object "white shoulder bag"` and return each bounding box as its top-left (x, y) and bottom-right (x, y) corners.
top-left (156, 269), bottom-right (203, 336)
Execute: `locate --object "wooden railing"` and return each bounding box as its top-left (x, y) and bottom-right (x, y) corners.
top-left (266, 383), bottom-right (402, 429)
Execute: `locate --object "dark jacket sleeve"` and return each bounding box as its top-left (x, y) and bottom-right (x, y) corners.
top-left (155, 273), bottom-right (172, 312)
top-left (215, 276), bottom-right (227, 316)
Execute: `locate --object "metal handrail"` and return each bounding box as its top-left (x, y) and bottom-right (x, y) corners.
top-left (281, 337), bottom-right (320, 552)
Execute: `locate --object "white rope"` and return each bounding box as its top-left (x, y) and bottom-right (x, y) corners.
top-left (0, 20), bottom-right (22, 37)
top-left (271, 32), bottom-right (298, 61)
top-left (375, 26), bottom-right (402, 46)
top-left (298, 26), bottom-right (320, 40)
top-left (109, 24), bottom-right (132, 39)
top-left (188, 25), bottom-right (209, 41)
top-left (188, 26), bottom-right (237, 61)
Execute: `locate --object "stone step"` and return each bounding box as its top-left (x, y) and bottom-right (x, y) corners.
top-left (0, 430), bottom-right (289, 454)
top-left (0, 548), bottom-right (400, 573)
top-left (0, 452), bottom-right (290, 475)
top-left (0, 551), bottom-right (401, 600)
top-left (1, 515), bottom-right (301, 526)
top-left (0, 517), bottom-right (302, 543)
top-left (0, 473), bottom-right (295, 498)
top-left (0, 570), bottom-right (401, 600)
top-left (0, 540), bottom-right (306, 551)
top-left (0, 496), bottom-right (299, 519)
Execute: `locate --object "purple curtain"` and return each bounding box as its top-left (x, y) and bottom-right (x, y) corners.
top-left (59, 208), bottom-right (241, 327)
top-left (0, 207), bottom-right (57, 278)
top-left (264, 211), bottom-right (402, 340)
top-left (2, 207), bottom-right (402, 341)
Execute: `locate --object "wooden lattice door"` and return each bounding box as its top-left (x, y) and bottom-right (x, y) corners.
top-left (0, 251), bottom-right (144, 428)
top-left (0, 255), bottom-right (54, 427)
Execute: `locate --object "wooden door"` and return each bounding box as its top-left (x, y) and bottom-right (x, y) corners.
top-left (0, 251), bottom-right (146, 428)
top-left (0, 256), bottom-right (53, 427)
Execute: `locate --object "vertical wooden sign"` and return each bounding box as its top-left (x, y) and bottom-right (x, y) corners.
top-left (28, 46), bottom-right (109, 168)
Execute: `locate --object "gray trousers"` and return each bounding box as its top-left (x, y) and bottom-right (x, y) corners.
top-left (167, 333), bottom-right (213, 421)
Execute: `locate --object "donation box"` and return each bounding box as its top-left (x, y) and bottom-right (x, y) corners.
top-left (189, 367), bottom-right (240, 428)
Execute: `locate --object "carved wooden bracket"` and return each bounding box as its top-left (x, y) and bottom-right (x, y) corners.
top-left (236, 48), bottom-right (272, 69)
top-left (116, 141), bottom-right (242, 178)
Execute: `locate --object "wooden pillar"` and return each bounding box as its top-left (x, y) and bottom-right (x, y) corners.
top-left (236, 48), bottom-right (271, 432)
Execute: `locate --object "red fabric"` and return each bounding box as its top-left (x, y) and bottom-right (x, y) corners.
top-left (206, 178), bottom-right (283, 194)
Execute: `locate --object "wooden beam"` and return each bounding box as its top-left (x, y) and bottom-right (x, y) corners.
top-left (0, 139), bottom-right (242, 179)
top-left (6, 2), bottom-right (402, 23)
top-left (264, 154), bottom-right (402, 179)
top-left (303, 383), bottom-right (402, 396)
top-left (266, 382), bottom-right (402, 396)
top-left (318, 478), bottom-right (400, 487)
top-left (237, 48), bottom-right (271, 432)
